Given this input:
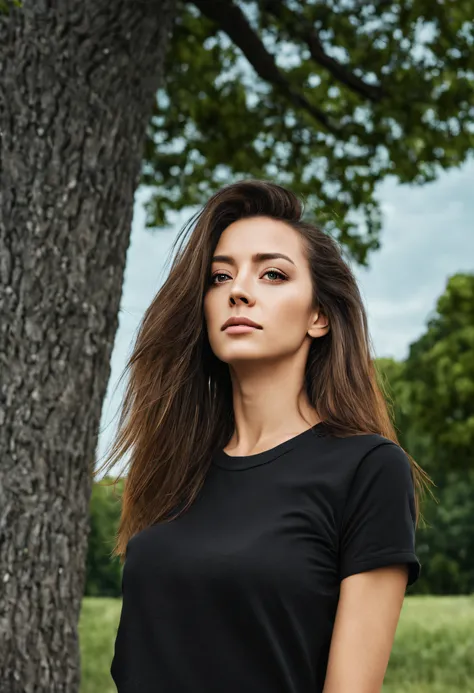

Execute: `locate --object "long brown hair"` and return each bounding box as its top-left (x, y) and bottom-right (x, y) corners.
top-left (94, 179), bottom-right (435, 562)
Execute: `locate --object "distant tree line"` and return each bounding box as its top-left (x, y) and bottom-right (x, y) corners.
top-left (86, 273), bottom-right (474, 597)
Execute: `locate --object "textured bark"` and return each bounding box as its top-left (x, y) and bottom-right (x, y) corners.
top-left (0, 1), bottom-right (177, 690)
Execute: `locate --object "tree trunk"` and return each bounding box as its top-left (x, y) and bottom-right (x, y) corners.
top-left (0, 1), bottom-right (177, 690)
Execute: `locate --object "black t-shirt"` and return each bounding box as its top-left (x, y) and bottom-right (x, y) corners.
top-left (110, 423), bottom-right (421, 693)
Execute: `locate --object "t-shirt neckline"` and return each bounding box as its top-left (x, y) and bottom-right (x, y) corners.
top-left (212, 422), bottom-right (328, 471)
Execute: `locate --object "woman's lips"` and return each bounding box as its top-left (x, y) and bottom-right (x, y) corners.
top-left (224, 325), bottom-right (260, 334)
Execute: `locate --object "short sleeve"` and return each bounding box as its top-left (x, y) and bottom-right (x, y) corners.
top-left (339, 442), bottom-right (421, 587)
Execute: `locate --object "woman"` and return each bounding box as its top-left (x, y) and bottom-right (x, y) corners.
top-left (98, 179), bottom-right (434, 693)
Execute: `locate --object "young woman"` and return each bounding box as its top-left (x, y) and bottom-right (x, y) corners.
top-left (99, 179), bottom-right (433, 693)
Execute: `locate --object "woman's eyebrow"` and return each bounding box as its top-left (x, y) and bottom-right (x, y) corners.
top-left (211, 252), bottom-right (295, 266)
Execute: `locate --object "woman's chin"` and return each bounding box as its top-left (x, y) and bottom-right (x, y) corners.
top-left (221, 352), bottom-right (263, 365)
top-left (219, 348), bottom-right (281, 367)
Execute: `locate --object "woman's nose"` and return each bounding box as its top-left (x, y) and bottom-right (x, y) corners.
top-left (230, 294), bottom-right (249, 305)
top-left (229, 284), bottom-right (255, 306)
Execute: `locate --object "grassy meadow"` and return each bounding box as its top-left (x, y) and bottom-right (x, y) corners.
top-left (79, 595), bottom-right (474, 693)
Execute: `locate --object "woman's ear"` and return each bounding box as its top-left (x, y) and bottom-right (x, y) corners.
top-left (308, 310), bottom-right (330, 339)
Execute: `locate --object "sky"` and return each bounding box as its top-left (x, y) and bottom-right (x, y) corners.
top-left (95, 159), bottom-right (474, 474)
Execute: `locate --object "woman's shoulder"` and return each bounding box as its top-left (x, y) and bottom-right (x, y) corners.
top-left (317, 425), bottom-right (403, 456)
top-left (302, 427), bottom-right (410, 483)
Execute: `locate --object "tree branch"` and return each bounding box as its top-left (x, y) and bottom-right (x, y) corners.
top-left (192, 0), bottom-right (340, 136)
top-left (261, 0), bottom-right (385, 103)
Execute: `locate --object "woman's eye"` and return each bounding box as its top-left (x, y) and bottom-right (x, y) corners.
top-left (211, 273), bottom-right (230, 284)
top-left (263, 269), bottom-right (286, 281)
top-left (210, 269), bottom-right (286, 284)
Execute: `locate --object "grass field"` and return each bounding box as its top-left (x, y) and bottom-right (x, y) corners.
top-left (79, 595), bottom-right (474, 693)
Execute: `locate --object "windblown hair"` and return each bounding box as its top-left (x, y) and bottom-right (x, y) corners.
top-left (95, 179), bottom-right (434, 562)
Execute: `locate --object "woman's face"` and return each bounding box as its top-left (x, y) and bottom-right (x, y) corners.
top-left (203, 216), bottom-right (328, 365)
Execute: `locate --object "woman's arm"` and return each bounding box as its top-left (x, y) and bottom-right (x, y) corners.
top-left (323, 564), bottom-right (409, 693)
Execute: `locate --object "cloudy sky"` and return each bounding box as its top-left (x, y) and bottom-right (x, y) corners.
top-left (95, 159), bottom-right (474, 473)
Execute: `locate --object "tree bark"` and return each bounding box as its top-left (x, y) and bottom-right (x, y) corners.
top-left (0, 1), bottom-right (177, 690)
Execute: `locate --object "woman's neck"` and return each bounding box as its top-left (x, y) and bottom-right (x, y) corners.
top-left (225, 359), bottom-right (321, 456)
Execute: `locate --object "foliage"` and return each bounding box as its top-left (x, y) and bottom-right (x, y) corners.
top-left (404, 273), bottom-right (474, 472)
top-left (142, 0), bottom-right (474, 265)
top-left (375, 355), bottom-right (434, 474)
top-left (415, 470), bottom-right (474, 595)
top-left (0, 0), bottom-right (21, 13)
top-left (85, 479), bottom-right (124, 598)
top-left (375, 357), bottom-right (411, 446)
top-left (375, 273), bottom-right (474, 595)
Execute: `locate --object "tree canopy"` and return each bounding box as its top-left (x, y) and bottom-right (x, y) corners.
top-left (404, 273), bottom-right (474, 472)
top-left (142, 0), bottom-right (474, 264)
